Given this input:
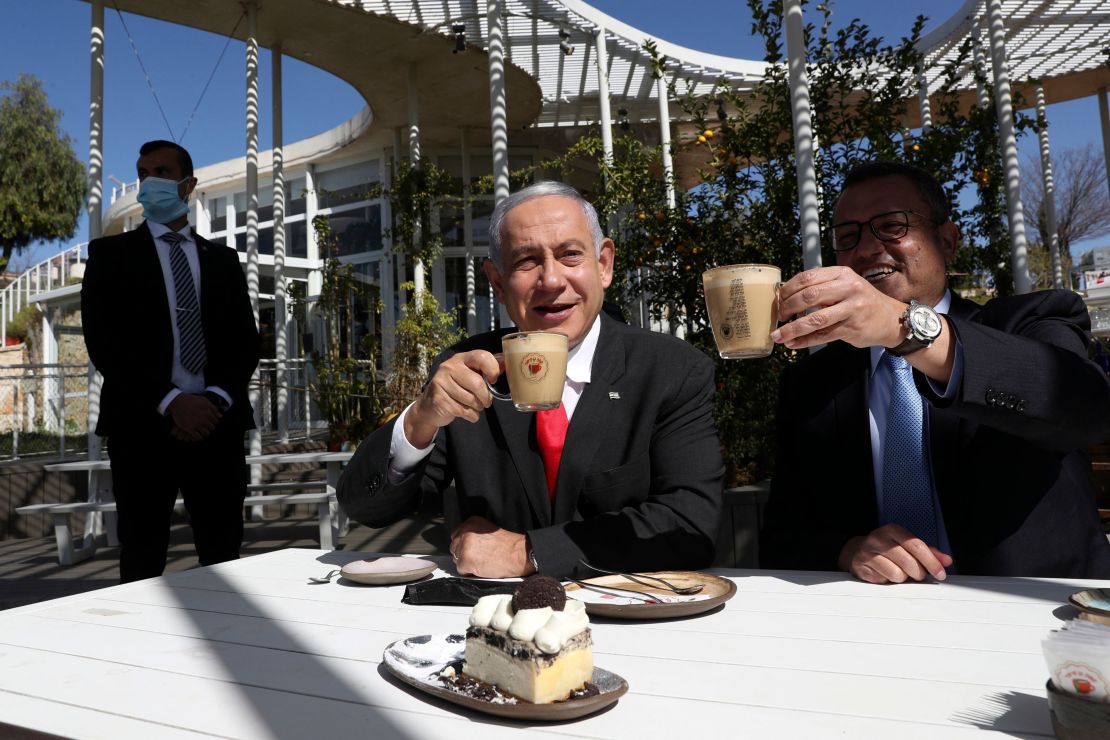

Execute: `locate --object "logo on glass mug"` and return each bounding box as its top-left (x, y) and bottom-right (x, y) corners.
top-left (521, 353), bottom-right (548, 382)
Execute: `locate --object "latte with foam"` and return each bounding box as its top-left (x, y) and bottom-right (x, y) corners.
top-left (702, 264), bottom-right (780, 359)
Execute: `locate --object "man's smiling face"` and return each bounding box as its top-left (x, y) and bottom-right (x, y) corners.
top-left (833, 175), bottom-right (956, 306)
top-left (484, 195), bottom-right (614, 349)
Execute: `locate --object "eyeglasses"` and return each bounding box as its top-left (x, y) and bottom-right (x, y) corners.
top-left (831, 210), bottom-right (938, 252)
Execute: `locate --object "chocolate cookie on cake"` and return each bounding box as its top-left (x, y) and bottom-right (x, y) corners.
top-left (462, 575), bottom-right (593, 703)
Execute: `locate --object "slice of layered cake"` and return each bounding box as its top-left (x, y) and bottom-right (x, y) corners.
top-left (463, 575), bottom-right (593, 703)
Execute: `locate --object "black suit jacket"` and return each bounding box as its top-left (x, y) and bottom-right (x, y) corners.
top-left (338, 314), bottom-right (725, 578)
top-left (761, 290), bottom-right (1110, 578)
top-left (81, 222), bottom-right (260, 435)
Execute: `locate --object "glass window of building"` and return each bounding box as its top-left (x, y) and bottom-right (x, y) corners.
top-left (287, 177), bottom-right (306, 216)
top-left (323, 204), bottom-right (382, 257)
top-left (208, 196), bottom-right (227, 233)
top-left (317, 160), bottom-right (379, 209)
top-left (233, 187), bottom-right (274, 228)
top-left (285, 220), bottom-right (309, 259)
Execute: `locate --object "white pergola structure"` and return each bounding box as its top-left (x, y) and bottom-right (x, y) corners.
top-left (784, 0), bottom-right (1110, 294)
top-left (915, 0), bottom-right (1110, 292)
top-left (75, 0), bottom-right (766, 449)
top-left (72, 0), bottom-right (1110, 451)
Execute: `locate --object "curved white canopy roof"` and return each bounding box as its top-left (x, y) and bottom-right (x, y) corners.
top-left (915, 0), bottom-right (1110, 109)
top-left (340, 0), bottom-right (767, 127)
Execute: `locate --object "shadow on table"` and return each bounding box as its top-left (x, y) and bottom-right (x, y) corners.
top-left (759, 567), bottom-right (1095, 607)
top-left (950, 691), bottom-right (1049, 735)
top-left (170, 569), bottom-right (414, 739)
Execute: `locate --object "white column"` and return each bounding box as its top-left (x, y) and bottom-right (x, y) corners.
top-left (408, 64), bottom-right (425, 299)
top-left (87, 0), bottom-right (104, 461)
top-left (656, 73), bottom-right (675, 210)
top-left (461, 129), bottom-right (477, 336)
top-left (87, 0), bottom-right (104, 241)
top-left (986, 0), bottom-right (1031, 294)
top-left (972, 19), bottom-right (990, 110)
top-left (245, 2), bottom-right (262, 476)
top-left (42, 308), bottom-right (59, 433)
top-left (1099, 88), bottom-right (1110, 205)
top-left (224, 199), bottom-right (235, 248)
top-left (193, 195), bottom-right (206, 234)
top-left (1035, 86), bottom-right (1063, 289)
top-left (245, 4), bottom-right (260, 320)
top-left (305, 164), bottom-right (321, 296)
top-left (302, 161), bottom-right (321, 417)
top-left (917, 62), bottom-right (932, 133)
top-left (593, 27), bottom-right (614, 170)
top-left (486, 0), bottom-right (512, 327)
top-left (272, 42), bottom-right (289, 441)
top-left (784, 0), bottom-right (823, 273)
top-left (486, 0), bottom-right (510, 204)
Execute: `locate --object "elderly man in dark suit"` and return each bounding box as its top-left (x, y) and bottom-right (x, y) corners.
top-left (761, 160), bottom-right (1110, 581)
top-left (338, 181), bottom-right (724, 579)
top-left (81, 140), bottom-right (260, 583)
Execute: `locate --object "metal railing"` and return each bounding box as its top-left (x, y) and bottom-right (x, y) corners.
top-left (0, 243), bottom-right (88, 345)
top-left (0, 363), bottom-right (92, 460)
top-left (0, 356), bottom-right (391, 461)
top-left (254, 358), bottom-right (328, 438)
top-left (0, 360), bottom-right (326, 462)
top-left (110, 179), bottom-right (139, 204)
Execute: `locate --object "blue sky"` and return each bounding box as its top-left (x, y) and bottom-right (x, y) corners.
top-left (1, 0), bottom-right (1104, 268)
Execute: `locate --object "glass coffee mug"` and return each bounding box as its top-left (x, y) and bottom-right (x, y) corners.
top-left (702, 263), bottom-right (781, 359)
top-left (486, 331), bottom-right (568, 411)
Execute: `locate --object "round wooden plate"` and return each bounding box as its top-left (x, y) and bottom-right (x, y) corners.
top-left (564, 571), bottom-right (736, 619)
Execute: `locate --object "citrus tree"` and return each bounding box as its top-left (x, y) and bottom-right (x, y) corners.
top-left (538, 0), bottom-right (1017, 484)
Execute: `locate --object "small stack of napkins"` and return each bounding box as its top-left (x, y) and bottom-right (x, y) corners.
top-left (1043, 619), bottom-right (1110, 702)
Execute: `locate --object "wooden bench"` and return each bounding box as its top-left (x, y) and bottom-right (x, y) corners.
top-left (33, 451), bottom-right (354, 566)
top-left (17, 489), bottom-right (338, 566)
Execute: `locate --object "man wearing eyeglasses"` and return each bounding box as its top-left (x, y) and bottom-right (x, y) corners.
top-left (760, 160), bottom-right (1110, 581)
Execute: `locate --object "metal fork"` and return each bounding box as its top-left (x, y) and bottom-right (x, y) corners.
top-left (578, 559), bottom-right (704, 595)
top-left (565, 577), bottom-right (662, 603)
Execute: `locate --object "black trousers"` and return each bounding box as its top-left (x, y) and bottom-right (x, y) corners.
top-left (107, 417), bottom-right (248, 583)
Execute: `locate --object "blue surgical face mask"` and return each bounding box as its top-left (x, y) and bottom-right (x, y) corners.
top-left (138, 176), bottom-right (190, 224)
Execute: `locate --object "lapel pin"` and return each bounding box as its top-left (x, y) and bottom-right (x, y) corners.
top-left (608, 392), bottom-right (620, 400)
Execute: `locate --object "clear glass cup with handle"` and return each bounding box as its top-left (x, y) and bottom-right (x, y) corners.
top-left (702, 264), bottom-right (781, 359)
top-left (486, 331), bottom-right (568, 411)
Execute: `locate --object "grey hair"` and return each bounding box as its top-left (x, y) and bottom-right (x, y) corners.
top-left (487, 181), bottom-right (604, 269)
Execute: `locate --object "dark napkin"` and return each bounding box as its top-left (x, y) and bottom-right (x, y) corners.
top-left (401, 577), bottom-right (518, 606)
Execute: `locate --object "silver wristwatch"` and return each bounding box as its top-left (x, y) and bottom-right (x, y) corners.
top-left (526, 538), bottom-right (540, 573)
top-left (887, 299), bottom-right (942, 357)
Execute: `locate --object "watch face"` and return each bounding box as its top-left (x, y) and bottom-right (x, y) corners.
top-left (909, 304), bottom-right (942, 339)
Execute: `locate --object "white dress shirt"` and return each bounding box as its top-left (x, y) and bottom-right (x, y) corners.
top-left (146, 220), bottom-right (231, 414)
top-left (867, 289), bottom-right (962, 556)
top-left (388, 314), bottom-right (603, 480)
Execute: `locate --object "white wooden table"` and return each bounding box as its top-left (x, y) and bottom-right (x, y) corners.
top-left (0, 549), bottom-right (1096, 739)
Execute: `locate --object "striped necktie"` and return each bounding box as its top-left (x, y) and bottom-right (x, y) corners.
top-left (160, 231), bottom-right (207, 375)
top-left (881, 352), bottom-right (938, 547)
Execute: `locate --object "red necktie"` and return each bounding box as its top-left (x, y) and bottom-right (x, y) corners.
top-left (536, 403), bottom-right (569, 501)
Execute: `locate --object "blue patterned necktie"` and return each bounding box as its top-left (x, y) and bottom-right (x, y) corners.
top-left (160, 231), bottom-right (207, 375)
top-left (881, 352), bottom-right (938, 547)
